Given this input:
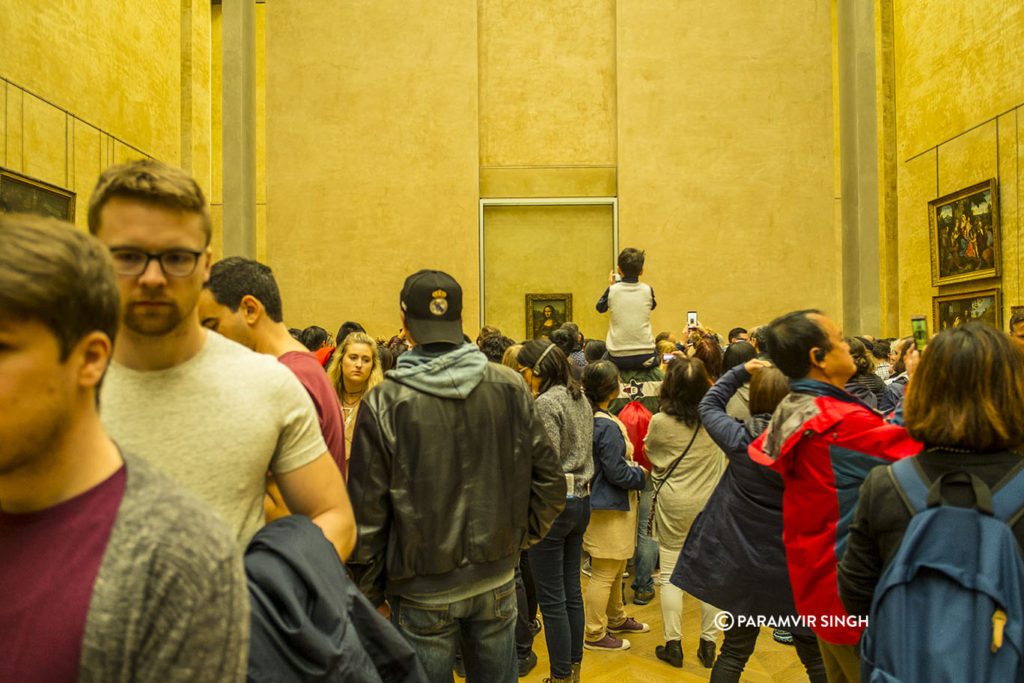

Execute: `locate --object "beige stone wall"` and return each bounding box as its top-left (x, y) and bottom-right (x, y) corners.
top-left (0, 0), bottom-right (211, 233)
top-left (889, 0), bottom-right (1024, 334)
top-left (266, 0), bottom-right (838, 340)
top-left (617, 0), bottom-right (837, 337)
top-left (265, 1), bottom-right (480, 335)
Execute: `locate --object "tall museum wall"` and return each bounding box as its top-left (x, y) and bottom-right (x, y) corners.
top-left (886, 0), bottom-right (1024, 334)
top-left (11, 4), bottom-right (1016, 341)
top-left (0, 0), bottom-right (212, 234)
top-left (265, 0), bottom-right (838, 338)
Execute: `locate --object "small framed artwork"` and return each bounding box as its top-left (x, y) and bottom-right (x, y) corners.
top-left (932, 288), bottom-right (1001, 331)
top-left (0, 168), bottom-right (76, 221)
top-left (526, 293), bottom-right (572, 340)
top-left (928, 179), bottom-right (999, 286)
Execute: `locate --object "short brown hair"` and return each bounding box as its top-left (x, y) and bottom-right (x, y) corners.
top-left (87, 159), bottom-right (212, 244)
top-left (0, 213), bottom-right (119, 359)
top-left (748, 366), bottom-right (790, 416)
top-left (905, 323), bottom-right (1024, 452)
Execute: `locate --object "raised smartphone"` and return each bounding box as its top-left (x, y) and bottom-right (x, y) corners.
top-left (687, 311), bottom-right (698, 328)
top-left (910, 315), bottom-right (928, 351)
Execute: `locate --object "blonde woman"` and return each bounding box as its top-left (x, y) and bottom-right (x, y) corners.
top-left (327, 332), bottom-right (383, 462)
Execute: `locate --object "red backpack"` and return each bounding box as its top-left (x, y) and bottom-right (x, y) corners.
top-left (617, 400), bottom-right (653, 471)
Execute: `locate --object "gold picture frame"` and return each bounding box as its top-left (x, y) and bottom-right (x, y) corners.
top-left (526, 293), bottom-right (572, 340)
top-left (928, 179), bottom-right (999, 286)
top-left (0, 167), bottom-right (76, 221)
top-left (932, 287), bottom-right (1001, 331)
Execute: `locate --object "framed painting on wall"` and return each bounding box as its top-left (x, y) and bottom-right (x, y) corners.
top-left (932, 288), bottom-right (1001, 332)
top-left (0, 168), bottom-right (75, 221)
top-left (526, 293), bottom-right (572, 340)
top-left (928, 179), bottom-right (999, 286)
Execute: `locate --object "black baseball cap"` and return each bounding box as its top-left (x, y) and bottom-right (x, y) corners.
top-left (400, 269), bottom-right (464, 345)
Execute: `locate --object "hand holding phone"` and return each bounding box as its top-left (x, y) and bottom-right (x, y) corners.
top-left (687, 311), bottom-right (698, 329)
top-left (910, 315), bottom-right (928, 352)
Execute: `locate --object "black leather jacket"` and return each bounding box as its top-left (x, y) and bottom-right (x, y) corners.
top-left (346, 363), bottom-right (566, 606)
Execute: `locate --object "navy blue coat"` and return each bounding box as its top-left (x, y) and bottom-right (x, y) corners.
top-left (670, 365), bottom-right (807, 630)
top-left (590, 412), bottom-right (646, 511)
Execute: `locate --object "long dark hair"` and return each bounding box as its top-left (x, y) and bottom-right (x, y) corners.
top-left (659, 356), bottom-right (710, 428)
top-left (517, 339), bottom-right (582, 399)
top-left (583, 361), bottom-right (620, 412)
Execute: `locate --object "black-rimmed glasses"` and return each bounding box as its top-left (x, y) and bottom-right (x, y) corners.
top-left (109, 248), bottom-right (203, 278)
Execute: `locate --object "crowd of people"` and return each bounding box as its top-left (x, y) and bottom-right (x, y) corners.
top-left (2, 158), bottom-right (1024, 683)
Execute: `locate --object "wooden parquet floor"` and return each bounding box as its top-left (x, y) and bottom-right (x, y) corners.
top-left (517, 576), bottom-right (814, 683)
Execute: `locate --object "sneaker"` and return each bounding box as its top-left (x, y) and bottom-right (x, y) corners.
top-left (453, 657), bottom-right (466, 678)
top-left (607, 617), bottom-right (650, 634)
top-left (632, 588), bottom-right (655, 605)
top-left (584, 633), bottom-right (631, 651)
top-left (518, 651), bottom-right (538, 677)
top-left (773, 628), bottom-right (794, 645)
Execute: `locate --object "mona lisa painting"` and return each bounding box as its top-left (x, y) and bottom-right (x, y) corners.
top-left (526, 293), bottom-right (572, 340)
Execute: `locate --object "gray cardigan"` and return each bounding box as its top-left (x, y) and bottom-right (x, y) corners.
top-left (80, 454), bottom-right (249, 682)
top-left (536, 385), bottom-right (595, 498)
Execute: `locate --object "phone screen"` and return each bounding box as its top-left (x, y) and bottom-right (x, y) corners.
top-left (662, 354), bottom-right (675, 364)
top-left (910, 316), bottom-right (928, 351)
top-left (687, 311), bottom-right (698, 328)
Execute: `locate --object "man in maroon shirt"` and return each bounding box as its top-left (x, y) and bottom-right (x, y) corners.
top-left (0, 214), bottom-right (247, 681)
top-left (198, 256), bottom-right (346, 483)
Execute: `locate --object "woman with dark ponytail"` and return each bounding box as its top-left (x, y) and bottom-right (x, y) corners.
top-left (516, 339), bottom-right (593, 683)
top-left (580, 361), bottom-right (649, 653)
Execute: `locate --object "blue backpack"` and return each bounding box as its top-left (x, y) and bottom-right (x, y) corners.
top-left (861, 458), bottom-right (1024, 682)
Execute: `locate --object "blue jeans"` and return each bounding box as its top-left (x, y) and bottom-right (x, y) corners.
top-left (391, 578), bottom-right (517, 683)
top-left (631, 477), bottom-right (658, 593)
top-left (527, 496), bottom-right (591, 679)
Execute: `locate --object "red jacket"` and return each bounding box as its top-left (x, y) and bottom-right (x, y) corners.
top-left (749, 380), bottom-right (920, 644)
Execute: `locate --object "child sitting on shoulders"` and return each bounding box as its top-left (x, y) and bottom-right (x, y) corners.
top-left (596, 248), bottom-right (657, 370)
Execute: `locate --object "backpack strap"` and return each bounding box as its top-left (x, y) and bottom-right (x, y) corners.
top-left (889, 457), bottom-right (930, 514)
top-left (991, 459), bottom-right (1024, 525)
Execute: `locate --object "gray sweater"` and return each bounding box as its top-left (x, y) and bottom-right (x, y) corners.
top-left (536, 386), bottom-right (595, 498)
top-left (80, 454), bottom-right (249, 682)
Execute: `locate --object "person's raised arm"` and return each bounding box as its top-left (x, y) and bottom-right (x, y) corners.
top-left (699, 360), bottom-right (768, 455)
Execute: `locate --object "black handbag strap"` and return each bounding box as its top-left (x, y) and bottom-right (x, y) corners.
top-left (651, 424), bottom-right (701, 497)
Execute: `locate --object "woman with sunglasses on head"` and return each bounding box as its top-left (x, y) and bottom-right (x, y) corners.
top-left (517, 340), bottom-right (594, 683)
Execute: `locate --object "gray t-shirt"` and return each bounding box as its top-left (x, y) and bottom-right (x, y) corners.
top-left (100, 331), bottom-right (327, 548)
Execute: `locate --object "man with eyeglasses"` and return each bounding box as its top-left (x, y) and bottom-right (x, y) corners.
top-left (87, 159), bottom-right (356, 559)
